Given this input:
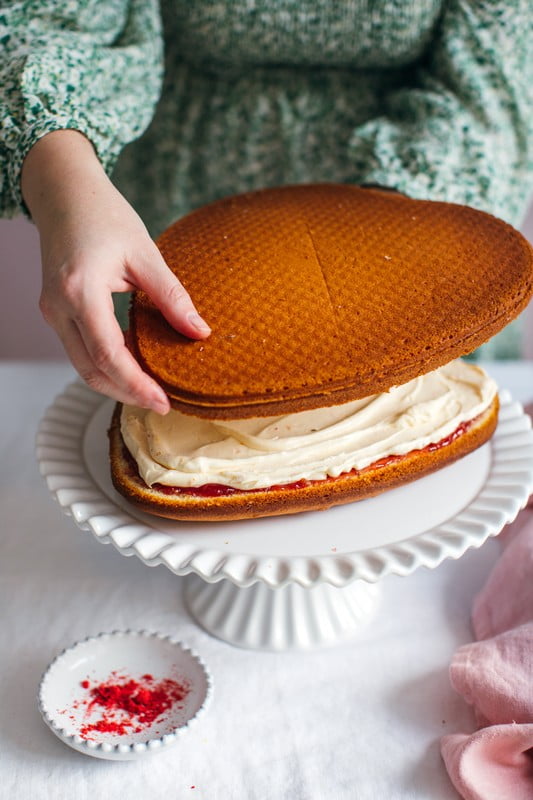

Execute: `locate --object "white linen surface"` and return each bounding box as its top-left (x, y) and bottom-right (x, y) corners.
top-left (1, 361), bottom-right (532, 800)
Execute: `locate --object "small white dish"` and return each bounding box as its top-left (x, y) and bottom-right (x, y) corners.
top-left (38, 630), bottom-right (213, 760)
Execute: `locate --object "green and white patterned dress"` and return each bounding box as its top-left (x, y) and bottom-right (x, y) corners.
top-left (1, 0), bottom-right (532, 356)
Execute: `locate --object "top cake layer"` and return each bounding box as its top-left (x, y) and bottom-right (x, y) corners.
top-left (130, 184), bottom-right (533, 419)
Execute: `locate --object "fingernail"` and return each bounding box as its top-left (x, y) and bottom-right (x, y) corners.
top-left (187, 311), bottom-right (211, 334)
top-left (150, 394), bottom-right (170, 415)
top-left (151, 403), bottom-right (169, 415)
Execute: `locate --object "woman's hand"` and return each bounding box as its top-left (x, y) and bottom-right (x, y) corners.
top-left (22, 130), bottom-right (210, 414)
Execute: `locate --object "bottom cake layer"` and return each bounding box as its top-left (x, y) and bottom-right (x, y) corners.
top-left (108, 396), bottom-right (499, 521)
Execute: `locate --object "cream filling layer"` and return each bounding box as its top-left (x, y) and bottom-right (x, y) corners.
top-left (120, 360), bottom-right (497, 491)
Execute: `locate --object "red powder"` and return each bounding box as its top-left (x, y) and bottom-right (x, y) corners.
top-left (76, 673), bottom-right (189, 740)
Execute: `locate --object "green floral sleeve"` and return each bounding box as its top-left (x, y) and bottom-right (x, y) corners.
top-left (351, 0), bottom-right (533, 229)
top-left (0, 0), bottom-right (163, 217)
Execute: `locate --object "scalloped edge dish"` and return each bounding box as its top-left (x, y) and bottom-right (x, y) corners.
top-left (36, 382), bottom-right (533, 589)
top-left (38, 630), bottom-right (213, 760)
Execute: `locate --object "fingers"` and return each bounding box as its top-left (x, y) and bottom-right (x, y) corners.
top-left (33, 166), bottom-right (208, 409)
top-left (39, 230), bottom-right (211, 411)
top-left (56, 312), bottom-right (170, 414)
top-left (134, 247), bottom-right (211, 340)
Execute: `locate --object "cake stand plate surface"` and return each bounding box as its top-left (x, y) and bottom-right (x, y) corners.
top-left (37, 383), bottom-right (533, 650)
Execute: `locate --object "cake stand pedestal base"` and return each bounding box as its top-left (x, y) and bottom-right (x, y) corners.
top-left (183, 574), bottom-right (380, 651)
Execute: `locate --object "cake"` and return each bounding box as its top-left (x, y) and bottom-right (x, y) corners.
top-left (109, 184), bottom-right (533, 520)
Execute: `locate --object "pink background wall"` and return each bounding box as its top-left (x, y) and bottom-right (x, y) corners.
top-left (1, 200), bottom-right (533, 360)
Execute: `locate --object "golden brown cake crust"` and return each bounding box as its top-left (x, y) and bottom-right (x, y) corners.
top-left (108, 396), bottom-right (499, 522)
top-left (130, 185), bottom-right (532, 419)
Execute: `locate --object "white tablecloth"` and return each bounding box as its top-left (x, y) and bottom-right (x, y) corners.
top-left (2, 361), bottom-right (532, 800)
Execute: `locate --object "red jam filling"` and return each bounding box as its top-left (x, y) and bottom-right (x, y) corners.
top-left (151, 419), bottom-right (472, 497)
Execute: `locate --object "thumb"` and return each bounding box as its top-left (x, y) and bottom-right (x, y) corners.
top-left (133, 247), bottom-right (211, 340)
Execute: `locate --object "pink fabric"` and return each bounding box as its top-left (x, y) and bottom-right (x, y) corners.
top-left (440, 405), bottom-right (533, 799)
top-left (441, 726), bottom-right (533, 800)
top-left (473, 514), bottom-right (533, 641)
top-left (450, 621), bottom-right (533, 728)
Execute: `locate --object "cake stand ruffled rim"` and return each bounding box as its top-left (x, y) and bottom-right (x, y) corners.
top-left (36, 381), bottom-right (533, 589)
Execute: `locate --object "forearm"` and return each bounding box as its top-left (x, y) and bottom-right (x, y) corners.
top-left (21, 130), bottom-right (111, 229)
top-left (0, 0), bottom-right (162, 218)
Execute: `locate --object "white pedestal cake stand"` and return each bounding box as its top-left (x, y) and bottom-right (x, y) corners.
top-left (37, 383), bottom-right (533, 651)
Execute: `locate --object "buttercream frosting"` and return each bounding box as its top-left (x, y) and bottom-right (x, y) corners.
top-left (120, 360), bottom-right (497, 490)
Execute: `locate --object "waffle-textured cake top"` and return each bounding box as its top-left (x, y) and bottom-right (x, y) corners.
top-left (131, 184), bottom-right (533, 418)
